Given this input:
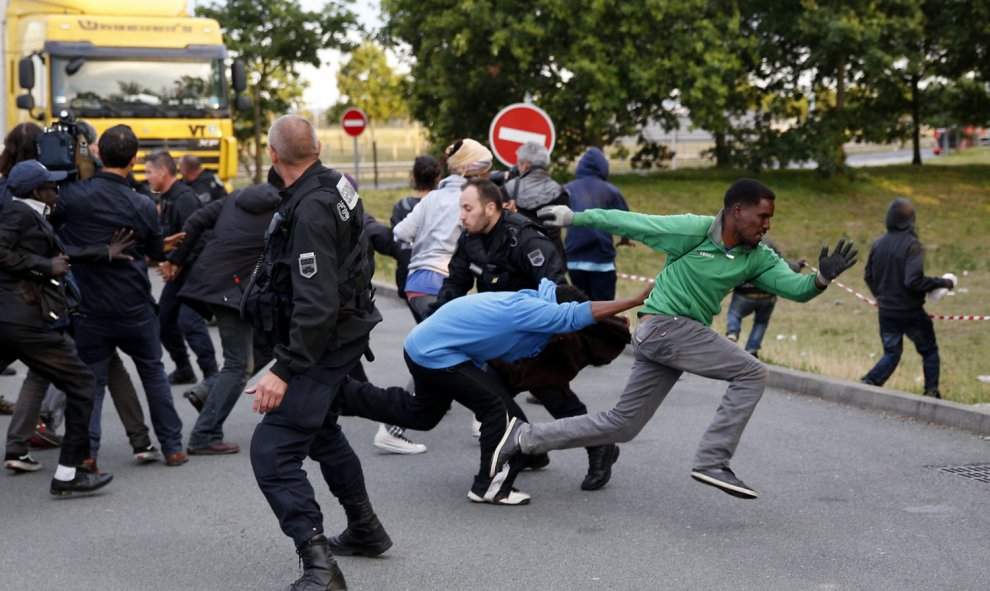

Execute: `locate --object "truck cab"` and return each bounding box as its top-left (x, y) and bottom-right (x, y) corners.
top-left (2, 0), bottom-right (246, 182)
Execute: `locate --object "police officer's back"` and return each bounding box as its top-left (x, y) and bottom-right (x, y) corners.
top-left (435, 178), bottom-right (566, 309)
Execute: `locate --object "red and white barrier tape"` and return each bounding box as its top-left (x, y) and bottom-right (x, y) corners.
top-left (616, 268), bottom-right (990, 321)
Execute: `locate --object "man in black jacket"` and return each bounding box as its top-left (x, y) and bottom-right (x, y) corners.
top-left (0, 160), bottom-right (113, 495)
top-left (861, 198), bottom-right (954, 398)
top-left (169, 182), bottom-right (280, 455)
top-left (58, 125), bottom-right (188, 468)
top-left (179, 154), bottom-right (228, 204)
top-left (242, 115), bottom-right (391, 590)
top-left (434, 178), bottom-right (619, 490)
top-left (149, 151), bottom-right (218, 385)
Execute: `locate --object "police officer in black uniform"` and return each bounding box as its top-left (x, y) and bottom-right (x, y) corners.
top-left (434, 178), bottom-right (619, 490)
top-left (179, 154), bottom-right (228, 204)
top-left (242, 115), bottom-right (390, 591)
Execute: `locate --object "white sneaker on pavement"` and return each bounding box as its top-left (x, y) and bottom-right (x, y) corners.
top-left (373, 423), bottom-right (427, 455)
top-left (470, 419), bottom-right (481, 438)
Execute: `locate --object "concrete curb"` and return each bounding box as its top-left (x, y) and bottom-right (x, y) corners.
top-left (372, 280), bottom-right (990, 436)
top-left (767, 365), bottom-right (990, 436)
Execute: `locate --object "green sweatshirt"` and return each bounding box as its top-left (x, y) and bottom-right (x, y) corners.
top-left (574, 209), bottom-right (823, 326)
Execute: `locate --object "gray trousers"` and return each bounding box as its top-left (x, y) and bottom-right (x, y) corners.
top-left (519, 314), bottom-right (768, 470)
top-left (5, 352), bottom-right (150, 455)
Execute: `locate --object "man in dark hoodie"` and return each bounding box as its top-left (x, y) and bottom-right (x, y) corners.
top-left (564, 148), bottom-right (630, 300)
top-left (861, 198), bottom-right (954, 399)
top-left (167, 182), bottom-right (281, 455)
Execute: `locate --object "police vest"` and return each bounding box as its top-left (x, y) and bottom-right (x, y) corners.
top-left (464, 212), bottom-right (546, 293)
top-left (240, 169), bottom-right (372, 347)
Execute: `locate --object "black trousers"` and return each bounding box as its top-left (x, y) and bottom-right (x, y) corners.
top-left (250, 339), bottom-right (370, 547)
top-left (341, 351), bottom-right (524, 499)
top-left (0, 322), bottom-right (95, 467)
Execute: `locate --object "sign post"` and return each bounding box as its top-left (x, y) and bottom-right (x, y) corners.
top-left (341, 107), bottom-right (368, 183)
top-left (488, 103), bottom-right (556, 167)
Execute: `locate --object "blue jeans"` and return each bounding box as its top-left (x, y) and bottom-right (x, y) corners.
top-left (726, 293), bottom-right (776, 353)
top-left (74, 306), bottom-right (184, 457)
top-left (159, 269), bottom-right (217, 373)
top-left (863, 311), bottom-right (940, 391)
top-left (189, 306), bottom-right (253, 448)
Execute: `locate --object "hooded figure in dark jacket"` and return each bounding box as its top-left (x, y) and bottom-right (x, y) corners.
top-left (861, 198), bottom-right (955, 398)
top-left (562, 147), bottom-right (629, 300)
top-left (169, 182), bottom-right (280, 454)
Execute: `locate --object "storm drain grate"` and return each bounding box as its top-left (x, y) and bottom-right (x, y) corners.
top-left (936, 464), bottom-right (990, 484)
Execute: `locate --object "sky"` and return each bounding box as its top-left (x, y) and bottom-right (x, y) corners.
top-left (187, 0), bottom-right (382, 109)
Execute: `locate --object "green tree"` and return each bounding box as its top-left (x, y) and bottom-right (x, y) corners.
top-left (196, 0), bottom-right (357, 182)
top-left (334, 40), bottom-right (409, 136)
top-left (380, 0), bottom-right (687, 166)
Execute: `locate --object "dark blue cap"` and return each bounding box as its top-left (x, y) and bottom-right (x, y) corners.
top-left (7, 160), bottom-right (68, 197)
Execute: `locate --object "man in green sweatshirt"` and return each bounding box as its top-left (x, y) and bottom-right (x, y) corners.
top-left (491, 178), bottom-right (857, 499)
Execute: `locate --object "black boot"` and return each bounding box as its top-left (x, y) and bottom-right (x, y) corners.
top-left (327, 497), bottom-right (393, 557)
top-left (281, 535), bottom-right (347, 591)
top-left (581, 444), bottom-right (620, 491)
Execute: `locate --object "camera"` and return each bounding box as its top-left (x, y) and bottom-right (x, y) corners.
top-left (37, 110), bottom-right (80, 173)
top-left (37, 110), bottom-right (97, 180)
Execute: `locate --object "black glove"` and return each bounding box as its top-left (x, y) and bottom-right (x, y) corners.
top-left (817, 238), bottom-right (859, 284)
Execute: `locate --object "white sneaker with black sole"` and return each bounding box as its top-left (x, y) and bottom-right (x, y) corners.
top-left (373, 423), bottom-right (427, 455)
top-left (4, 452), bottom-right (42, 472)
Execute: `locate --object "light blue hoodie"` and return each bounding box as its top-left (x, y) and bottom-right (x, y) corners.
top-left (404, 278), bottom-right (595, 369)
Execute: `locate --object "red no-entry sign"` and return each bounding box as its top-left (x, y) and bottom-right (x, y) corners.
top-left (488, 103), bottom-right (556, 167)
top-left (341, 107), bottom-right (368, 137)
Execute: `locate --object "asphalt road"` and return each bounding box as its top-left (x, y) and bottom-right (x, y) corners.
top-left (2, 291), bottom-right (989, 591)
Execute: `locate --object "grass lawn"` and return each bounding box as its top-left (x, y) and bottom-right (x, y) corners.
top-left (361, 147), bottom-right (990, 405)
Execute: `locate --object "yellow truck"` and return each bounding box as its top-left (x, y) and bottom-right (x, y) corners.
top-left (2, 0), bottom-right (246, 181)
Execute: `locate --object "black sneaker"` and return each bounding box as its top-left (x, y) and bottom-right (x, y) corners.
top-left (50, 471), bottom-right (113, 496)
top-left (522, 453), bottom-right (550, 471)
top-left (490, 417), bottom-right (525, 478)
top-left (690, 467), bottom-right (759, 499)
top-left (581, 444), bottom-right (620, 491)
top-left (168, 366), bottom-right (197, 385)
top-left (183, 390), bottom-right (205, 412)
top-left (133, 445), bottom-right (162, 463)
top-left (4, 452), bottom-right (42, 473)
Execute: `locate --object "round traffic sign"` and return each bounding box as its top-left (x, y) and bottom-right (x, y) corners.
top-left (488, 103), bottom-right (555, 167)
top-left (341, 107), bottom-right (368, 137)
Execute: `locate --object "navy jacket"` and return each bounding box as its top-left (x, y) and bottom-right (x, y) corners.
top-left (864, 199), bottom-right (950, 318)
top-left (57, 171), bottom-right (164, 318)
top-left (563, 148), bottom-right (628, 265)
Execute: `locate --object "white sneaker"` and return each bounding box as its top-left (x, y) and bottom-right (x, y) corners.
top-left (470, 419), bottom-right (482, 438)
top-left (467, 489), bottom-right (531, 506)
top-left (373, 424), bottom-right (427, 455)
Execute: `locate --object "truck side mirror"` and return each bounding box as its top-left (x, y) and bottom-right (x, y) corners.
top-left (231, 60), bottom-right (247, 93)
top-left (235, 94), bottom-right (251, 111)
top-left (66, 57), bottom-right (86, 76)
top-left (16, 94), bottom-right (35, 110)
top-left (18, 57), bottom-right (35, 90)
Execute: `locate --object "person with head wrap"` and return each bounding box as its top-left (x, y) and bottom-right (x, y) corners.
top-left (860, 198), bottom-right (955, 399)
top-left (392, 138), bottom-right (492, 321)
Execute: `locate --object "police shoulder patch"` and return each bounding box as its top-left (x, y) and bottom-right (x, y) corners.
top-left (336, 176), bottom-right (359, 210)
top-left (299, 252), bottom-right (318, 278)
top-left (527, 249), bottom-right (546, 267)
top-left (335, 200), bottom-right (350, 222)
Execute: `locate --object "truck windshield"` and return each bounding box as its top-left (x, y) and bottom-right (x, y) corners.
top-left (50, 57), bottom-right (229, 118)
